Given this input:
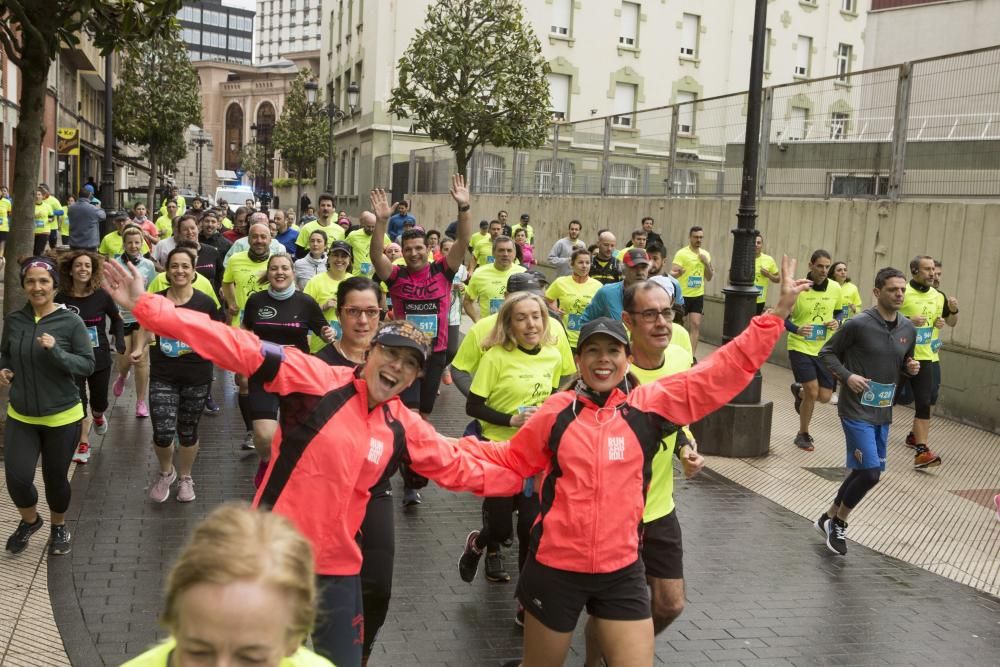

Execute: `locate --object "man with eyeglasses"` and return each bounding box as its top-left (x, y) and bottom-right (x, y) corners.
top-left (579, 248), bottom-right (650, 326)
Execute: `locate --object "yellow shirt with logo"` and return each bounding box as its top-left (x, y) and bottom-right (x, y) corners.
top-left (672, 246), bottom-right (711, 298)
top-left (303, 272), bottom-right (347, 352)
top-left (295, 219), bottom-right (345, 248)
top-left (346, 229), bottom-right (391, 278)
top-left (465, 263), bottom-right (525, 317)
top-left (154, 214), bottom-right (173, 239)
top-left (786, 279), bottom-right (843, 356)
top-left (469, 233), bottom-right (494, 267)
top-left (900, 283), bottom-right (945, 362)
top-left (98, 231), bottom-right (150, 258)
top-left (470, 344), bottom-right (562, 442)
top-left (33, 201), bottom-right (52, 235)
top-left (222, 252), bottom-right (269, 326)
top-left (545, 275), bottom-right (602, 347)
top-left (838, 281), bottom-right (863, 320)
top-left (632, 344), bottom-right (693, 523)
top-left (44, 195), bottom-right (64, 234)
top-left (754, 253), bottom-right (779, 305)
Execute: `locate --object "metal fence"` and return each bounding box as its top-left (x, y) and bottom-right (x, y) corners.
top-left (408, 45), bottom-right (1000, 199)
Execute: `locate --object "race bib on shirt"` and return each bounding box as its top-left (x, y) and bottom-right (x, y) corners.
top-left (34, 219), bottom-right (46, 229)
top-left (930, 338), bottom-right (942, 353)
top-left (360, 261), bottom-right (372, 275)
top-left (404, 300), bottom-right (439, 338)
top-left (159, 337), bottom-right (192, 357)
top-left (489, 298), bottom-right (504, 314)
top-left (915, 327), bottom-right (933, 345)
top-left (860, 381), bottom-right (896, 408)
top-left (327, 320), bottom-right (343, 341)
top-left (805, 324), bottom-right (827, 341)
top-left (686, 275), bottom-right (702, 290)
top-left (86, 326), bottom-right (99, 348)
top-left (566, 313), bottom-right (584, 331)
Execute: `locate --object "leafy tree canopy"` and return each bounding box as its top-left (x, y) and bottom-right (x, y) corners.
top-left (388, 0), bottom-right (551, 176)
top-left (272, 69), bottom-right (329, 176)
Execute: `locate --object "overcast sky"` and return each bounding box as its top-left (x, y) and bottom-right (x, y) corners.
top-left (223, 0), bottom-right (256, 11)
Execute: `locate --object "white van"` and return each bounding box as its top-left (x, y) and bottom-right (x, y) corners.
top-left (214, 186), bottom-right (255, 213)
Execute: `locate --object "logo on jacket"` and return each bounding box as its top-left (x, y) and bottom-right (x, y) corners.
top-left (367, 438), bottom-right (384, 465)
top-left (608, 437), bottom-right (625, 461)
top-left (258, 306), bottom-right (278, 320)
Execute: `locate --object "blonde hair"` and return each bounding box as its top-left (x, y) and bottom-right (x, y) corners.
top-left (481, 292), bottom-right (556, 350)
top-left (161, 503), bottom-right (316, 644)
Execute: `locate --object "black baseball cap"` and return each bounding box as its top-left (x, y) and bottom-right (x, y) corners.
top-left (577, 318), bottom-right (630, 351)
top-left (329, 240), bottom-right (353, 257)
top-left (507, 271), bottom-right (544, 296)
top-left (372, 320), bottom-right (431, 365)
top-left (520, 213), bottom-right (530, 221)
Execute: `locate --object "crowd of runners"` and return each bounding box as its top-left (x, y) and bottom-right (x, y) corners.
top-left (0, 178), bottom-right (992, 667)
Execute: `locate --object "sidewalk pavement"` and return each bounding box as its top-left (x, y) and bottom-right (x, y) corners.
top-left (0, 348), bottom-right (997, 665)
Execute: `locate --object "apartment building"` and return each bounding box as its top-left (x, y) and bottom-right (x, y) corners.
top-left (257, 0), bottom-right (323, 65)
top-left (179, 0), bottom-right (255, 65)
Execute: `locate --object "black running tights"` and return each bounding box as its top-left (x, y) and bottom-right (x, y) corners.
top-left (4, 418), bottom-right (81, 513)
top-left (834, 468), bottom-right (881, 510)
top-left (360, 487), bottom-right (394, 657)
top-left (477, 492), bottom-right (540, 570)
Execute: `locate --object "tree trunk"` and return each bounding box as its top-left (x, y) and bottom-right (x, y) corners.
top-left (455, 147), bottom-right (472, 181)
top-left (3, 48), bottom-right (51, 315)
top-left (146, 152), bottom-right (158, 211)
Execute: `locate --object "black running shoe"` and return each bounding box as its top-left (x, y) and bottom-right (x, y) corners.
top-left (814, 513), bottom-right (830, 537)
top-left (49, 524), bottom-right (72, 556)
top-left (485, 551), bottom-right (511, 583)
top-left (402, 489), bottom-right (422, 506)
top-left (790, 383), bottom-right (803, 414)
top-left (204, 395), bottom-right (221, 415)
top-left (794, 432), bottom-right (815, 452)
top-left (459, 530), bottom-right (483, 583)
top-left (6, 517), bottom-right (43, 554)
top-left (825, 517), bottom-right (847, 556)
top-left (904, 431), bottom-right (917, 449)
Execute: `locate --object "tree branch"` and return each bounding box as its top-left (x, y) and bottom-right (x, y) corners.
top-left (4, 0), bottom-right (49, 50)
top-left (0, 24), bottom-right (23, 67)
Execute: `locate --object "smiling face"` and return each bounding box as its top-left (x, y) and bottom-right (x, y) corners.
top-left (167, 251), bottom-right (195, 288)
top-left (23, 267), bottom-right (55, 308)
top-left (71, 255), bottom-right (93, 288)
top-left (248, 224), bottom-right (271, 255)
top-left (363, 343), bottom-right (422, 406)
top-left (200, 215), bottom-right (218, 236)
top-left (338, 289), bottom-right (380, 349)
top-left (576, 335), bottom-right (628, 394)
top-left (328, 249), bottom-right (351, 275)
top-left (123, 231), bottom-right (143, 256)
top-left (266, 255), bottom-right (294, 291)
top-left (178, 218), bottom-right (199, 243)
top-left (493, 240), bottom-right (516, 270)
top-left (623, 284), bottom-right (673, 354)
top-left (401, 236), bottom-right (428, 270)
top-left (509, 298), bottom-right (545, 349)
top-left (171, 580), bottom-right (299, 667)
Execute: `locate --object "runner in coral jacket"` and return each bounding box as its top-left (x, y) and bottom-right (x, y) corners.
top-left (100, 260), bottom-right (524, 667)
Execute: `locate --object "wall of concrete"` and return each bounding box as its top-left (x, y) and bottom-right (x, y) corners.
top-left (411, 194), bottom-right (1000, 433)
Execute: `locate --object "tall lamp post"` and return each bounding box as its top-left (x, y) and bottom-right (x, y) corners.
top-left (100, 52), bottom-right (115, 237)
top-left (304, 80), bottom-right (359, 196)
top-left (189, 127), bottom-right (212, 198)
top-left (691, 0), bottom-right (772, 457)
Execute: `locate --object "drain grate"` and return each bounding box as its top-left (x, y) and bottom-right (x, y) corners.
top-left (804, 466), bottom-right (848, 482)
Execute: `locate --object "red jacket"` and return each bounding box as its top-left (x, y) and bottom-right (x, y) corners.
top-left (131, 293), bottom-right (523, 575)
top-left (470, 313), bottom-right (784, 574)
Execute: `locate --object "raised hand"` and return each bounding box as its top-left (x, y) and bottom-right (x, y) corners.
top-left (101, 260), bottom-right (146, 312)
top-left (449, 174), bottom-right (470, 208)
top-left (772, 255), bottom-right (812, 320)
top-left (369, 188), bottom-right (396, 221)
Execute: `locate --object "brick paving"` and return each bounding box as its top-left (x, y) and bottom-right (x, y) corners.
top-left (40, 368), bottom-right (1000, 665)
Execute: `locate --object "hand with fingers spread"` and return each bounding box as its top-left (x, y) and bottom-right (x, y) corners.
top-left (101, 258), bottom-right (147, 312)
top-left (449, 174), bottom-right (470, 208)
top-left (369, 188), bottom-right (395, 221)
top-left (771, 255), bottom-right (813, 320)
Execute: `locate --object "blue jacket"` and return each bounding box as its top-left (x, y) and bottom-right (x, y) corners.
top-left (387, 213), bottom-right (415, 241)
top-left (581, 282), bottom-right (624, 326)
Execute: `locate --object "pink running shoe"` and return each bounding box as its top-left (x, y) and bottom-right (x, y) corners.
top-left (136, 399), bottom-right (149, 418)
top-left (112, 374), bottom-right (127, 398)
top-left (994, 494), bottom-right (1000, 523)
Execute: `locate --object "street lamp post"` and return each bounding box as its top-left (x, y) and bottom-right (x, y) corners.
top-left (304, 80), bottom-right (359, 197)
top-left (100, 53), bottom-right (115, 237)
top-left (189, 127), bottom-right (212, 198)
top-left (691, 0), bottom-right (772, 457)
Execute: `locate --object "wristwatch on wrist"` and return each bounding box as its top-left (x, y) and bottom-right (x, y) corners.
top-left (457, 204), bottom-right (471, 212)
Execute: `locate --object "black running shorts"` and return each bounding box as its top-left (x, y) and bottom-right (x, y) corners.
top-left (641, 510), bottom-right (684, 580)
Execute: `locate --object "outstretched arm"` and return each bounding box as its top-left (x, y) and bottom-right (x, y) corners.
top-left (448, 174), bottom-right (472, 272)
top-left (368, 189), bottom-right (395, 281)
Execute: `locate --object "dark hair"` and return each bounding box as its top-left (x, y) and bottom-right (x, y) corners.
top-left (588, 244), bottom-right (599, 255)
top-left (233, 206), bottom-right (252, 226)
top-left (19, 256), bottom-right (59, 288)
top-left (309, 229), bottom-right (328, 245)
top-left (933, 259), bottom-right (942, 268)
top-left (176, 213), bottom-right (199, 232)
top-left (492, 234), bottom-right (514, 252)
top-left (830, 260), bottom-right (850, 283)
top-left (258, 253), bottom-right (294, 285)
top-left (641, 216), bottom-right (654, 225)
top-left (59, 250), bottom-right (103, 292)
top-left (336, 276), bottom-right (381, 313)
top-left (568, 219), bottom-right (582, 229)
top-left (645, 241), bottom-right (666, 257)
top-left (488, 219), bottom-right (502, 228)
top-left (810, 249), bottom-right (832, 264)
top-left (166, 245), bottom-right (198, 268)
top-left (571, 248), bottom-right (591, 265)
top-left (689, 226), bottom-right (703, 235)
top-left (874, 267), bottom-right (905, 290)
top-left (909, 254), bottom-right (934, 275)
top-left (400, 229), bottom-right (426, 246)
top-left (631, 229), bottom-right (647, 240)
top-left (317, 193), bottom-right (335, 205)
top-left (425, 229), bottom-right (440, 242)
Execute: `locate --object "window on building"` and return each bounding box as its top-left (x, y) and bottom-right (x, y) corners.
top-left (830, 174), bottom-right (889, 197)
top-left (795, 35), bottom-right (812, 77)
top-left (842, 0), bottom-right (857, 12)
top-left (547, 73), bottom-right (570, 120)
top-left (677, 91), bottom-right (696, 134)
top-left (551, 0), bottom-right (571, 36)
top-left (608, 164), bottom-right (640, 195)
top-left (534, 159), bottom-right (575, 193)
top-left (788, 106), bottom-right (809, 140)
top-left (681, 13), bottom-right (699, 57)
top-left (673, 169), bottom-right (698, 195)
top-left (830, 112), bottom-right (849, 140)
top-left (619, 2), bottom-right (639, 47)
top-left (612, 83), bottom-right (637, 128)
top-left (474, 153), bottom-right (506, 193)
top-left (764, 28), bottom-right (772, 71)
top-left (836, 43), bottom-right (852, 81)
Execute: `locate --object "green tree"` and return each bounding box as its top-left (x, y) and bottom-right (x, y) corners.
top-left (114, 26), bottom-right (202, 209)
top-left (0, 0), bottom-right (182, 313)
top-left (238, 140), bottom-right (268, 187)
top-left (271, 69), bottom-right (329, 215)
top-left (388, 0), bottom-right (551, 179)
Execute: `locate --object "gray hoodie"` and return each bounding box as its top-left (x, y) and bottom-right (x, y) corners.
top-left (819, 308), bottom-right (916, 425)
top-left (548, 237), bottom-right (586, 277)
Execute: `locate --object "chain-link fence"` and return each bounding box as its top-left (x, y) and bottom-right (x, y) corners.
top-left (408, 45), bottom-right (1000, 200)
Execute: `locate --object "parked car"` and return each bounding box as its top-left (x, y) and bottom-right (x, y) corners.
top-left (214, 186), bottom-right (254, 214)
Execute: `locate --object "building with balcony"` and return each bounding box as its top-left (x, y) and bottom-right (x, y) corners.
top-left (257, 0), bottom-right (322, 65)
top-left (317, 0), bottom-right (868, 211)
top-left (179, 0), bottom-right (255, 65)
